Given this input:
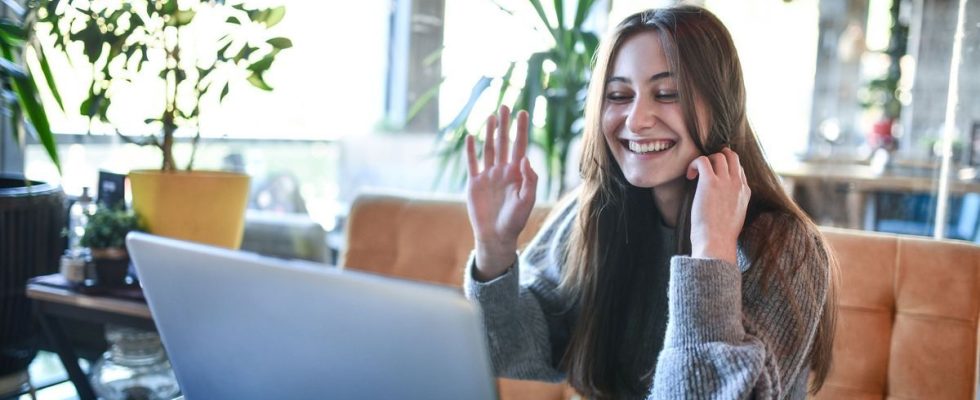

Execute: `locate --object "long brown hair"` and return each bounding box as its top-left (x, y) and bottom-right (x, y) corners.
top-left (558, 6), bottom-right (836, 398)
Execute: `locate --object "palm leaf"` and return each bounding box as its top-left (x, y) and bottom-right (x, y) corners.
top-left (0, 36), bottom-right (60, 173)
top-left (433, 0), bottom-right (598, 197)
top-left (437, 76), bottom-right (492, 140)
top-left (34, 44), bottom-right (64, 111)
top-left (527, 0), bottom-right (557, 40)
top-left (573, 0), bottom-right (595, 29)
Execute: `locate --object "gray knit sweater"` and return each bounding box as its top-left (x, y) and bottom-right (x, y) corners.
top-left (464, 199), bottom-right (829, 399)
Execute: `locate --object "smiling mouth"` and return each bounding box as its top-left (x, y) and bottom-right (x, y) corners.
top-left (623, 139), bottom-right (676, 154)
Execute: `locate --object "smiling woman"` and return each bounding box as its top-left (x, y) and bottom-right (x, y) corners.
top-left (462, 6), bottom-right (836, 399)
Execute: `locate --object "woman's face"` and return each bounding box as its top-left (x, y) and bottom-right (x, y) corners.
top-left (601, 30), bottom-right (706, 189)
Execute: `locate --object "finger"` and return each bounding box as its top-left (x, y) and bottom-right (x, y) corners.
top-left (738, 162), bottom-right (748, 186)
top-left (511, 110), bottom-right (529, 162)
top-left (520, 157), bottom-right (538, 202)
top-left (708, 153), bottom-right (729, 178)
top-left (687, 156), bottom-right (711, 180)
top-left (496, 105), bottom-right (511, 165)
top-left (484, 115), bottom-right (496, 169)
top-left (466, 135), bottom-right (479, 177)
top-left (722, 147), bottom-right (741, 178)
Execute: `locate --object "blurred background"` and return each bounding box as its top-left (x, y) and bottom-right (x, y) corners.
top-left (1, 1), bottom-right (978, 398)
top-left (4, 0), bottom-right (979, 258)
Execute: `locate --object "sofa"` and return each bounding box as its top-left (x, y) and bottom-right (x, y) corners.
top-left (340, 192), bottom-right (980, 399)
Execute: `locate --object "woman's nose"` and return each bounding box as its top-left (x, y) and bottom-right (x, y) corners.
top-left (626, 96), bottom-right (658, 133)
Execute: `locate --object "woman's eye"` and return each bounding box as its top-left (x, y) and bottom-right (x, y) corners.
top-left (655, 91), bottom-right (678, 102)
top-left (605, 92), bottom-right (633, 102)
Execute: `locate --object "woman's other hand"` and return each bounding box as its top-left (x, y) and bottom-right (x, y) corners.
top-left (685, 147), bottom-right (751, 265)
top-left (466, 105), bottom-right (538, 280)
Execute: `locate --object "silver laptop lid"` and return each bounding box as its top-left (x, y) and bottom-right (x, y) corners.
top-left (127, 232), bottom-right (497, 400)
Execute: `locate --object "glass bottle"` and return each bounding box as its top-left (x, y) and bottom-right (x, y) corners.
top-left (69, 187), bottom-right (97, 251)
top-left (90, 325), bottom-right (181, 400)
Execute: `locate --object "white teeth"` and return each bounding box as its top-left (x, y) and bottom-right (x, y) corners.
top-left (628, 140), bottom-right (673, 154)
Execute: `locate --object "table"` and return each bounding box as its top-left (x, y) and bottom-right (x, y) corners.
top-left (26, 276), bottom-right (155, 400)
top-left (776, 162), bottom-right (980, 230)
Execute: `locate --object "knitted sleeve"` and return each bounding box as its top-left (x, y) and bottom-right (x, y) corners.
top-left (649, 216), bottom-right (829, 399)
top-left (463, 200), bottom-right (578, 382)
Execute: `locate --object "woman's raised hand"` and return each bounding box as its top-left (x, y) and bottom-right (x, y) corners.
top-left (686, 147), bottom-right (752, 265)
top-left (466, 105), bottom-right (538, 280)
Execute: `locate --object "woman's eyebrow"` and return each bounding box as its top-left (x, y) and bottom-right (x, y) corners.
top-left (607, 71), bottom-right (673, 85)
top-left (648, 71), bottom-right (672, 81)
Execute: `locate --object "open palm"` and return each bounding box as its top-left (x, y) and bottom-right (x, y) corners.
top-left (466, 106), bottom-right (537, 278)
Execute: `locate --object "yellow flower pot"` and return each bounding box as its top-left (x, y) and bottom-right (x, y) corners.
top-left (129, 170), bottom-right (251, 249)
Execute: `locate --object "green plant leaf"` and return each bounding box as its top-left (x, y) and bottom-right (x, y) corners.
top-left (527, 0), bottom-right (557, 40)
top-left (553, 0), bottom-right (564, 31)
top-left (0, 20), bottom-right (25, 47)
top-left (79, 97), bottom-right (92, 117)
top-left (250, 6), bottom-right (286, 28)
top-left (246, 72), bottom-right (273, 90)
top-left (247, 54), bottom-right (274, 72)
top-left (161, 0), bottom-right (178, 15)
top-left (438, 76), bottom-right (492, 139)
top-left (4, 41), bottom-right (61, 173)
top-left (78, 23), bottom-right (104, 64)
top-left (573, 0), bottom-right (596, 29)
top-left (97, 96), bottom-right (111, 121)
top-left (495, 62), bottom-right (516, 107)
top-left (35, 45), bottom-right (65, 112)
top-left (233, 45), bottom-right (255, 62)
top-left (219, 82), bottom-right (230, 102)
top-left (423, 46), bottom-right (443, 66)
top-left (267, 37), bottom-right (293, 49)
top-left (406, 77), bottom-right (445, 124)
top-left (175, 10), bottom-right (196, 26)
top-left (519, 51), bottom-right (548, 125)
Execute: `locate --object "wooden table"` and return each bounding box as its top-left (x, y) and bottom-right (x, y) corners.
top-left (27, 276), bottom-right (155, 400)
top-left (775, 162), bottom-right (980, 230)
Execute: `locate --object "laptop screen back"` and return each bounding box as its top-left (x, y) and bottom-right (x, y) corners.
top-left (127, 232), bottom-right (497, 400)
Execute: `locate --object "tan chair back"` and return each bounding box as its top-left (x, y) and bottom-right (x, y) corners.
top-left (814, 228), bottom-right (980, 399)
top-left (341, 192), bottom-right (551, 286)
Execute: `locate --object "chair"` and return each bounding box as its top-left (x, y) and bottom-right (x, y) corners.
top-left (342, 191), bottom-right (980, 399)
top-left (813, 227), bottom-right (980, 399)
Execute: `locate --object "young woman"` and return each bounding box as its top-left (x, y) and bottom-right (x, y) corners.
top-left (462, 5), bottom-right (836, 400)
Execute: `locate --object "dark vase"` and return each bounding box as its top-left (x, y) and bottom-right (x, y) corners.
top-left (0, 175), bottom-right (65, 376)
top-left (90, 248), bottom-right (131, 287)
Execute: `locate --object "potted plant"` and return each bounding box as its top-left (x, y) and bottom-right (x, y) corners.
top-left (80, 206), bottom-right (142, 287)
top-left (0, 0), bottom-right (66, 381)
top-left (35, 0), bottom-right (291, 248)
top-left (432, 0), bottom-right (598, 198)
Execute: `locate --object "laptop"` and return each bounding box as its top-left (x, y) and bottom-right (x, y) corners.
top-left (126, 232), bottom-right (497, 400)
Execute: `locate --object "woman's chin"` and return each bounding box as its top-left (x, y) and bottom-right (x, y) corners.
top-left (624, 173), bottom-right (686, 190)
top-left (624, 175), bottom-right (660, 188)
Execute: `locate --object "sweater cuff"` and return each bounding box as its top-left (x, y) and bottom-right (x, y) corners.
top-left (663, 256), bottom-right (745, 348)
top-left (463, 251), bottom-right (520, 304)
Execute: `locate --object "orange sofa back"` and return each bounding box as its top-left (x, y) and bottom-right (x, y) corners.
top-left (341, 192), bottom-right (980, 399)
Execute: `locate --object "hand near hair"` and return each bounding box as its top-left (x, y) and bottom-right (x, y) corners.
top-left (685, 147), bottom-right (751, 265)
top-left (466, 106), bottom-right (538, 281)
